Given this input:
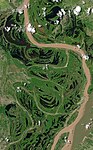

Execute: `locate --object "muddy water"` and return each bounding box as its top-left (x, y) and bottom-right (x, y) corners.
top-left (72, 92), bottom-right (93, 150)
top-left (23, 0), bottom-right (91, 149)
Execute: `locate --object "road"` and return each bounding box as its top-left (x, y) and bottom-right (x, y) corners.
top-left (23, 0), bottom-right (91, 149)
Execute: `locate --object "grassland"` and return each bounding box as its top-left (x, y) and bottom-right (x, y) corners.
top-left (0, 0), bottom-right (93, 149)
top-left (0, 0), bottom-right (11, 11)
top-left (28, 0), bottom-right (93, 58)
top-left (67, 111), bottom-right (78, 126)
top-left (0, 7), bottom-right (87, 149)
top-left (0, 0), bottom-right (23, 11)
top-left (55, 132), bottom-right (69, 150)
top-left (0, 48), bottom-right (32, 150)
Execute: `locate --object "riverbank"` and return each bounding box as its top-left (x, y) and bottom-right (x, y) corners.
top-left (23, 0), bottom-right (91, 149)
top-left (72, 91), bottom-right (93, 149)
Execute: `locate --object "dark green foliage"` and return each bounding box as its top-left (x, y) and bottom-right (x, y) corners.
top-left (0, 5), bottom-right (86, 150)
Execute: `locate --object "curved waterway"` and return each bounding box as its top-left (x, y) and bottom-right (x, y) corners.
top-left (23, 0), bottom-right (91, 149)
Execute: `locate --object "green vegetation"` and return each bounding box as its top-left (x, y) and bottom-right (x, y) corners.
top-left (0, 0), bottom-right (11, 11)
top-left (0, 0), bottom-right (23, 11)
top-left (0, 0), bottom-right (93, 150)
top-left (0, 9), bottom-right (86, 149)
top-left (55, 132), bottom-right (69, 150)
top-left (5, 103), bottom-right (32, 142)
top-left (67, 111), bottom-right (78, 126)
top-left (28, 0), bottom-right (93, 59)
top-left (87, 60), bottom-right (93, 94)
top-left (0, 106), bottom-right (10, 150)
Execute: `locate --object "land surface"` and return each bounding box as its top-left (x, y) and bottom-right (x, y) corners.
top-left (24, 1), bottom-right (91, 150)
top-left (0, 0), bottom-right (93, 150)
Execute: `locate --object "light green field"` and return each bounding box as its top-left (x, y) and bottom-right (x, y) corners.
top-left (0, 0), bottom-right (93, 150)
top-left (0, 0), bottom-right (23, 11)
top-left (0, 0), bottom-right (11, 10)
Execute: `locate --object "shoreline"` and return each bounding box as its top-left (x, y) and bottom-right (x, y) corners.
top-left (23, 0), bottom-right (91, 149)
